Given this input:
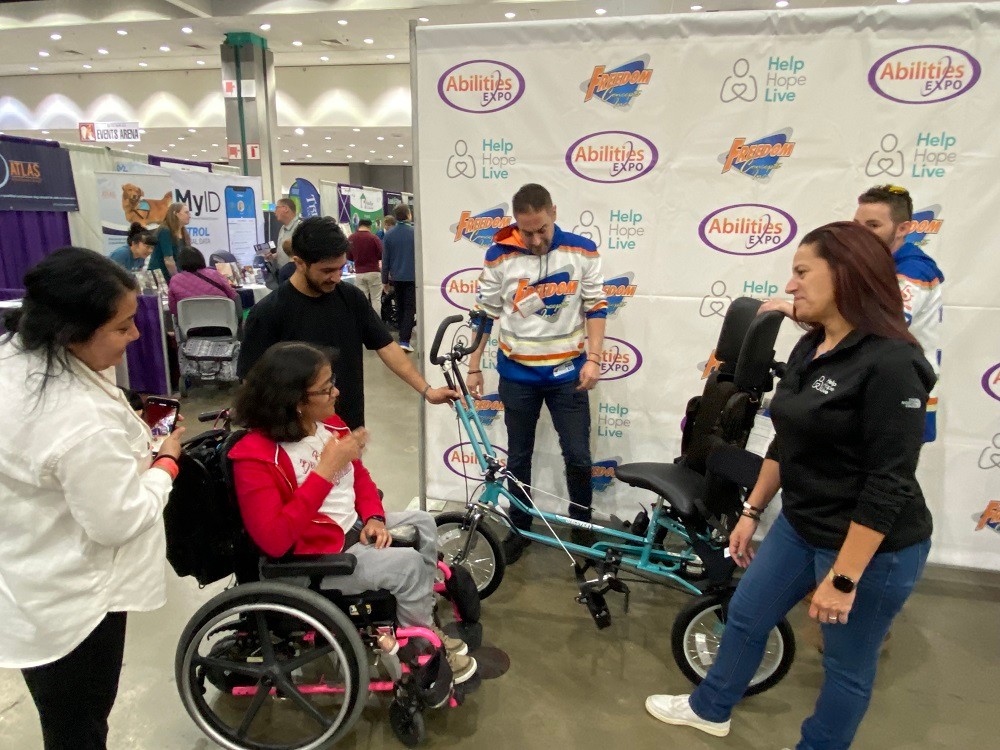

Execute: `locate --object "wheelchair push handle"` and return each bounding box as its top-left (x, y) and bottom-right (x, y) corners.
top-left (429, 314), bottom-right (464, 365)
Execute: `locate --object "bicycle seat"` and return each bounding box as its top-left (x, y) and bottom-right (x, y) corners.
top-left (613, 462), bottom-right (706, 525)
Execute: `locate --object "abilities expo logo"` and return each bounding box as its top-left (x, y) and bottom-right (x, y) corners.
top-left (592, 458), bottom-right (621, 493)
top-left (566, 131), bottom-right (658, 184)
top-left (603, 273), bottom-right (638, 317)
top-left (437, 60), bottom-right (526, 114)
top-left (444, 442), bottom-right (508, 480)
top-left (441, 267), bottom-right (481, 311)
top-left (868, 45), bottom-right (981, 104)
top-left (720, 129), bottom-right (796, 181)
top-left (451, 204), bottom-right (513, 247)
top-left (698, 203), bottom-right (797, 256)
top-left (581, 55), bottom-right (653, 108)
top-left (982, 362), bottom-right (1000, 404)
top-left (599, 337), bottom-right (643, 381)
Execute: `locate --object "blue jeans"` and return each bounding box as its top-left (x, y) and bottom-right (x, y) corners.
top-left (498, 376), bottom-right (592, 531)
top-left (689, 513), bottom-right (930, 750)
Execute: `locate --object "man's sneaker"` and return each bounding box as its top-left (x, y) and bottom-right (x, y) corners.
top-left (644, 694), bottom-right (731, 737)
top-left (431, 625), bottom-right (468, 656)
top-left (501, 532), bottom-right (531, 564)
top-left (399, 341), bottom-right (414, 353)
top-left (446, 652), bottom-right (478, 684)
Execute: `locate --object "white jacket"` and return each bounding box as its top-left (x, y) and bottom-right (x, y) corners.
top-left (0, 340), bottom-right (172, 668)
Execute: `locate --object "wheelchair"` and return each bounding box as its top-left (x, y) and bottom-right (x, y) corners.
top-left (430, 297), bottom-right (795, 695)
top-left (167, 420), bottom-right (480, 750)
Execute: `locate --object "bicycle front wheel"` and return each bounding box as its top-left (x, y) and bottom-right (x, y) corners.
top-left (435, 511), bottom-right (505, 599)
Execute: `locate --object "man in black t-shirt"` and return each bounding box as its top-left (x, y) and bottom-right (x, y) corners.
top-left (237, 217), bottom-right (457, 429)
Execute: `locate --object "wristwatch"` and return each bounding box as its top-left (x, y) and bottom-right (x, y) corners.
top-left (831, 570), bottom-right (856, 593)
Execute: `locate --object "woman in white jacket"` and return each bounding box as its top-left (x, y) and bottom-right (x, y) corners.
top-left (0, 247), bottom-right (184, 750)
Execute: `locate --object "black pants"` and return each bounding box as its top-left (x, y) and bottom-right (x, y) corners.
top-left (21, 612), bottom-right (127, 750)
top-left (394, 280), bottom-right (417, 343)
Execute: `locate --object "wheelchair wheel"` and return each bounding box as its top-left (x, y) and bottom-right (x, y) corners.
top-left (388, 698), bottom-right (426, 748)
top-left (435, 511), bottom-right (505, 599)
top-left (175, 581), bottom-right (370, 750)
top-left (671, 589), bottom-right (795, 697)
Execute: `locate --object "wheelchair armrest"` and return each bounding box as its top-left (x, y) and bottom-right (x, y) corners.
top-left (388, 524), bottom-right (420, 549)
top-left (260, 553), bottom-right (358, 579)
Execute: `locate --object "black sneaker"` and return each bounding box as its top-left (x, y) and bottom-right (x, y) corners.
top-left (570, 527), bottom-right (598, 549)
top-left (501, 532), bottom-right (531, 564)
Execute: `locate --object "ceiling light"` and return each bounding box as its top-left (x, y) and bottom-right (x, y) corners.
top-left (182, 27), bottom-right (193, 34)
top-left (349, 143), bottom-right (355, 147)
top-left (196, 60), bottom-right (205, 65)
top-left (201, 149), bottom-right (207, 152)
top-left (290, 158), bottom-right (296, 162)
top-left (397, 144), bottom-right (404, 148)
top-left (326, 149), bottom-right (332, 153)
top-left (139, 129), bottom-right (146, 134)
top-left (295, 127), bottom-right (304, 135)
top-left (403, 160), bottom-right (409, 164)
top-left (352, 128), bottom-right (360, 132)
top-left (188, 128), bottom-right (196, 133)
top-left (387, 155), bottom-right (394, 159)
top-left (282, 149), bottom-right (289, 153)
top-left (363, 38), bottom-right (374, 44)
top-left (595, 8), bottom-right (607, 15)
top-left (98, 48), bottom-right (109, 55)
top-left (39, 50), bottom-right (50, 57)
top-left (364, 159), bottom-right (370, 163)
top-left (505, 12), bottom-right (516, 19)
top-left (83, 64), bottom-right (92, 69)
top-left (320, 56), bottom-right (329, 62)
top-left (338, 19), bottom-right (348, 26)
top-left (369, 149), bottom-right (376, 153)
top-left (775, 0), bottom-right (789, 6)
top-left (306, 154), bottom-right (312, 158)
top-left (292, 40), bottom-right (303, 47)
top-left (138, 61), bottom-right (148, 67)
top-left (691, 4), bottom-right (703, 8)
top-left (178, 136), bottom-right (185, 140)
top-left (302, 143), bottom-right (308, 147)
top-left (386, 54), bottom-right (395, 60)
top-left (169, 143), bottom-right (176, 147)
top-left (347, 155), bottom-right (353, 159)
top-left (29, 66), bottom-right (39, 71)
top-left (211, 143), bottom-right (218, 147)
top-left (50, 33), bottom-right (62, 41)
top-left (418, 18), bottom-right (429, 23)
top-left (896, 0), bottom-right (910, 3)
top-left (324, 135), bottom-right (332, 140)
top-left (376, 136), bottom-right (384, 141)
top-left (41, 130), bottom-right (49, 134)
top-left (161, 149), bottom-right (168, 153)
top-left (160, 45), bottom-right (170, 52)
top-left (117, 29), bottom-right (128, 36)
top-left (260, 23), bottom-right (271, 31)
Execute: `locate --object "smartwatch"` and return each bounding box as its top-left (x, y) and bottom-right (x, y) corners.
top-left (831, 571), bottom-right (856, 593)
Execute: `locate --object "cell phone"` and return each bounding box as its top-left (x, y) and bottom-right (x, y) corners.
top-left (225, 185), bottom-right (257, 265)
top-left (143, 397), bottom-right (181, 452)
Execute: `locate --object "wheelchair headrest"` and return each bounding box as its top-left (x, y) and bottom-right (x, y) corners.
top-left (734, 310), bottom-right (784, 394)
top-left (715, 297), bottom-right (762, 373)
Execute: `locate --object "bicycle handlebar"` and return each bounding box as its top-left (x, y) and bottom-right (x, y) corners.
top-left (429, 315), bottom-right (464, 365)
top-left (429, 312), bottom-right (488, 365)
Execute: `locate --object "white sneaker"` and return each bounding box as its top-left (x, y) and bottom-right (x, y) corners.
top-left (644, 694), bottom-right (731, 737)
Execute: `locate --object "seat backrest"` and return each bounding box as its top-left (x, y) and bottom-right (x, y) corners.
top-left (177, 296), bottom-right (238, 340)
top-left (209, 251), bottom-right (238, 265)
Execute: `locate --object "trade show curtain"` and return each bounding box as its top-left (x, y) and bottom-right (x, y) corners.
top-left (0, 211), bottom-right (71, 288)
top-left (125, 295), bottom-right (168, 394)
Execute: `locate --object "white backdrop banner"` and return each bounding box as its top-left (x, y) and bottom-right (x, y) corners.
top-left (414, 4), bottom-right (1000, 571)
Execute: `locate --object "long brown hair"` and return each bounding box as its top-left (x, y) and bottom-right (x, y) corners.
top-left (800, 221), bottom-right (917, 346)
top-left (163, 202), bottom-right (191, 245)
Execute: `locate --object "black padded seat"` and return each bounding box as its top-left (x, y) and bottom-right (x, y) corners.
top-left (614, 462), bottom-right (706, 524)
top-left (260, 553), bottom-right (357, 579)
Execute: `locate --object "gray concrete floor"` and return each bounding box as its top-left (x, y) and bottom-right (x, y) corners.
top-left (2, 347), bottom-right (997, 749)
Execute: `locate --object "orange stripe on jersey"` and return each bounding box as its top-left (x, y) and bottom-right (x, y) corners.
top-left (484, 250), bottom-right (523, 267)
top-left (898, 274), bottom-right (941, 289)
top-left (559, 244), bottom-right (601, 258)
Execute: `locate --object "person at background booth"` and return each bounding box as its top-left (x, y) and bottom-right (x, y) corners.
top-left (466, 183), bottom-right (607, 564)
top-left (167, 246), bottom-right (241, 319)
top-left (377, 214), bottom-right (397, 241)
top-left (645, 222), bottom-right (934, 750)
top-left (267, 197), bottom-right (301, 274)
top-left (228, 341), bottom-right (477, 683)
top-left (0, 247), bottom-right (184, 750)
top-left (347, 218), bottom-right (383, 310)
top-left (149, 202), bottom-right (191, 280)
top-left (108, 222), bottom-right (156, 272)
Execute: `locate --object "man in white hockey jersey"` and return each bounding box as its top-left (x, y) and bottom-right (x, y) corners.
top-left (854, 184), bottom-right (944, 442)
top-left (466, 184), bottom-right (608, 563)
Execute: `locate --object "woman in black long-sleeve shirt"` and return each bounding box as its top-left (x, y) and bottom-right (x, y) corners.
top-left (646, 222), bottom-right (935, 750)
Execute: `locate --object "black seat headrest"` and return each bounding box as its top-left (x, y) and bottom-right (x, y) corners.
top-left (734, 310), bottom-right (784, 394)
top-left (715, 297), bottom-right (763, 373)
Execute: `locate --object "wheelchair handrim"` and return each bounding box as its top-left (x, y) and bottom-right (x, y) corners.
top-left (681, 603), bottom-right (785, 687)
top-left (179, 602), bottom-right (356, 750)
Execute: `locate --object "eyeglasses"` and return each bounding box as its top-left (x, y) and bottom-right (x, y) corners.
top-left (306, 377), bottom-right (336, 398)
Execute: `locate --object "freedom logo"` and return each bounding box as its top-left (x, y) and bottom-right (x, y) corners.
top-left (868, 45), bottom-right (981, 104)
top-left (720, 129), bottom-right (796, 181)
top-left (599, 337), bottom-right (643, 381)
top-left (698, 203), bottom-right (797, 256)
top-left (905, 205), bottom-right (944, 247)
top-left (474, 393), bottom-right (504, 426)
top-left (513, 267), bottom-right (577, 321)
top-left (437, 60), bottom-right (526, 114)
top-left (982, 362), bottom-right (1000, 404)
top-left (974, 501), bottom-right (1000, 533)
top-left (581, 55), bottom-right (653, 109)
top-left (452, 204), bottom-right (513, 247)
top-left (444, 442), bottom-right (508, 480)
top-left (603, 273), bottom-right (638, 317)
top-left (592, 458), bottom-right (621, 492)
top-left (440, 267), bottom-right (482, 311)
top-left (566, 131), bottom-right (658, 184)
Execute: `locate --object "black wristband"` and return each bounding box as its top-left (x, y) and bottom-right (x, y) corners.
top-left (366, 514), bottom-right (386, 524)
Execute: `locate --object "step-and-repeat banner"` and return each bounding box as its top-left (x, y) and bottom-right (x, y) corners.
top-left (414, 4), bottom-right (1000, 571)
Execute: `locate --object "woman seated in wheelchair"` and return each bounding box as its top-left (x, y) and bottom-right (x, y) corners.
top-left (227, 341), bottom-right (477, 683)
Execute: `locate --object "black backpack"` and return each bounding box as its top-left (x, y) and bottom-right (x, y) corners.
top-left (163, 428), bottom-right (255, 586)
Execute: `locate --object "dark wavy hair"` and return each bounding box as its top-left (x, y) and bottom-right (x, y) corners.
top-left (177, 246), bottom-right (206, 272)
top-left (290, 216), bottom-right (349, 265)
top-left (3, 247), bottom-right (140, 391)
top-left (234, 342), bottom-right (337, 442)
top-left (799, 221), bottom-right (917, 346)
top-left (127, 222), bottom-right (156, 247)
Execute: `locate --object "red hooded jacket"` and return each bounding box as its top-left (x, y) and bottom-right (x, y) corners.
top-left (227, 415), bottom-right (385, 556)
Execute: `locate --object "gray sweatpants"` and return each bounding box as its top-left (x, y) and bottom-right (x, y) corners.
top-left (319, 510), bottom-right (438, 628)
